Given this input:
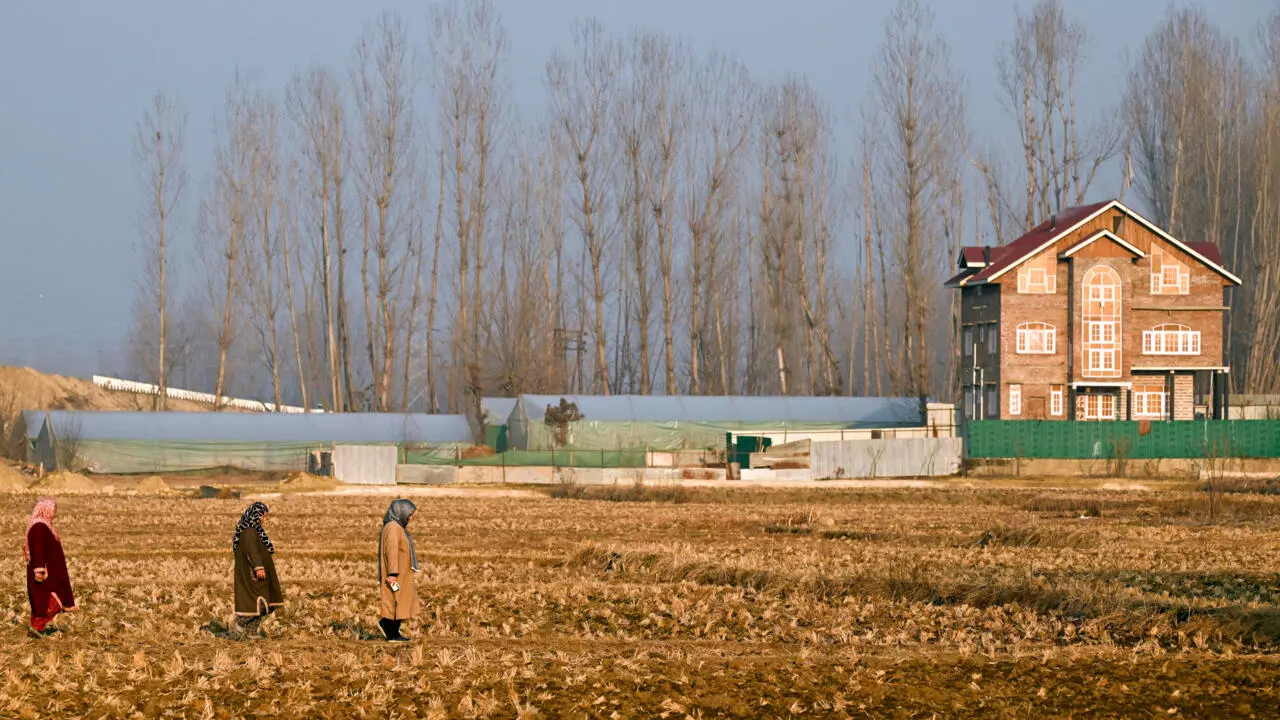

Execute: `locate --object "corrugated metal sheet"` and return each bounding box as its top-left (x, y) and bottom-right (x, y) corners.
top-left (811, 438), bottom-right (963, 478)
top-left (36, 411), bottom-right (472, 444)
top-left (332, 445), bottom-right (398, 485)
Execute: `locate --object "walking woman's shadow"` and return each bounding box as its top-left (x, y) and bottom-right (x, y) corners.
top-left (329, 621), bottom-right (383, 641)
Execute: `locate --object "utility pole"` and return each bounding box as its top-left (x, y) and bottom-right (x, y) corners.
top-left (553, 328), bottom-right (587, 394)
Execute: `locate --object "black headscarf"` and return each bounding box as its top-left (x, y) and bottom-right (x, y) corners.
top-left (233, 501), bottom-right (274, 555)
top-left (379, 498), bottom-right (418, 579)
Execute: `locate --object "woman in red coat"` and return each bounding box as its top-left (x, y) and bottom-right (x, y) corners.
top-left (24, 497), bottom-right (75, 637)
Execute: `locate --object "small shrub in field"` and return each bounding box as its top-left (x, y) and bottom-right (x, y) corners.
top-left (543, 399), bottom-right (584, 447)
top-left (1023, 494), bottom-right (1103, 518)
top-left (549, 478), bottom-right (690, 503)
top-left (972, 523), bottom-right (1093, 548)
top-left (1199, 477), bottom-right (1280, 495)
top-left (549, 470), bottom-right (586, 499)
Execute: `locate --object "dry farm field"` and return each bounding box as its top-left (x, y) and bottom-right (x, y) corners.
top-left (2, 482), bottom-right (1280, 718)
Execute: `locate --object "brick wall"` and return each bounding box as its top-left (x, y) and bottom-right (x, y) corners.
top-left (1174, 374), bottom-right (1195, 420)
top-left (998, 259), bottom-right (1070, 420)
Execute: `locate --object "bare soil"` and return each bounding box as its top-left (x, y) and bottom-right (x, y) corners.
top-left (1, 484), bottom-right (1278, 717)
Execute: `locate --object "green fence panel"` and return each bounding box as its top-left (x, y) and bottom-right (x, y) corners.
top-left (967, 420), bottom-right (1280, 459)
top-left (402, 448), bottom-right (649, 468)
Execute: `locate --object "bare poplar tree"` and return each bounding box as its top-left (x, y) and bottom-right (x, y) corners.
top-left (352, 11), bottom-right (419, 411)
top-left (997, 0), bottom-right (1123, 230)
top-left (615, 33), bottom-right (656, 394)
top-left (547, 19), bottom-right (619, 395)
top-left (430, 0), bottom-right (509, 410)
top-left (870, 0), bottom-right (966, 406)
top-left (686, 50), bottom-right (753, 395)
top-left (242, 94), bottom-right (286, 409)
top-left (132, 91), bottom-right (188, 410)
top-left (1127, 7), bottom-right (1265, 389)
top-left (199, 74), bottom-right (259, 408)
top-left (286, 67), bottom-right (350, 411)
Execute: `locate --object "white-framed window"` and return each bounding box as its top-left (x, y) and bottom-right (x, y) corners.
top-left (986, 387), bottom-right (998, 418)
top-left (988, 324), bottom-right (998, 354)
top-left (1142, 324), bottom-right (1201, 355)
top-left (1088, 349), bottom-right (1116, 373)
top-left (1017, 255), bottom-right (1057, 294)
top-left (963, 327), bottom-right (973, 357)
top-left (1009, 384), bottom-right (1022, 416)
top-left (1134, 389), bottom-right (1167, 418)
top-left (1015, 322), bottom-right (1056, 354)
top-left (1087, 282), bottom-right (1117, 305)
top-left (1151, 247), bottom-right (1190, 295)
top-left (1087, 321), bottom-right (1116, 344)
top-left (1083, 394), bottom-right (1116, 420)
top-left (1050, 385), bottom-right (1064, 416)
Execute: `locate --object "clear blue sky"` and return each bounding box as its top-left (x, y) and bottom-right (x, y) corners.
top-left (0, 0), bottom-right (1269, 376)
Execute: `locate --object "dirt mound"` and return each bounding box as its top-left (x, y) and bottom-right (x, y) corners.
top-left (29, 470), bottom-right (99, 493)
top-left (0, 463), bottom-right (30, 491)
top-left (0, 366), bottom-right (247, 447)
top-left (134, 476), bottom-right (178, 495)
top-left (278, 473), bottom-right (340, 493)
top-left (460, 444), bottom-right (498, 459)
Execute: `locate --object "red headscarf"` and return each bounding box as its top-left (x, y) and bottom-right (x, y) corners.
top-left (23, 497), bottom-right (58, 563)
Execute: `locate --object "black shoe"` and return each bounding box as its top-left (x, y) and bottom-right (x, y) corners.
top-left (386, 635), bottom-right (412, 643)
top-left (26, 626), bottom-right (44, 639)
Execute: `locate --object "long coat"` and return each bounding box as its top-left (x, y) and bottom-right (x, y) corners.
top-left (234, 530), bottom-right (284, 616)
top-left (379, 522), bottom-right (420, 620)
top-left (27, 523), bottom-right (74, 615)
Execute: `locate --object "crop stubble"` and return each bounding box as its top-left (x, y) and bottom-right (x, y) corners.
top-left (1, 486), bottom-right (1279, 718)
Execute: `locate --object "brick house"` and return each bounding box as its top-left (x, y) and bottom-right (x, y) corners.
top-left (945, 199), bottom-right (1240, 422)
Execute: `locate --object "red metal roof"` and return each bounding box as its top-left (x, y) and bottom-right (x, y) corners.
top-left (946, 200), bottom-right (1240, 288)
top-left (1188, 242), bottom-right (1224, 266)
top-left (960, 247), bottom-right (988, 267)
top-left (964, 200), bottom-right (1112, 284)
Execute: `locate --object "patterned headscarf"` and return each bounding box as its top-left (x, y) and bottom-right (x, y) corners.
top-left (379, 498), bottom-right (419, 580)
top-left (232, 501), bottom-right (274, 554)
top-left (23, 497), bottom-right (58, 563)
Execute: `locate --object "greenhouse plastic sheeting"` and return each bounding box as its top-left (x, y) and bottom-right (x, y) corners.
top-left (68, 440), bottom-right (317, 474)
top-left (37, 411), bottom-right (472, 443)
top-left (506, 395), bottom-right (923, 451)
top-left (480, 398), bottom-right (517, 426)
top-left (967, 420), bottom-right (1280, 459)
top-left (32, 411), bottom-right (473, 473)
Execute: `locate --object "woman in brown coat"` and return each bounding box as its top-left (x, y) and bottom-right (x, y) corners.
top-left (378, 498), bottom-right (419, 642)
top-left (233, 501), bottom-right (284, 635)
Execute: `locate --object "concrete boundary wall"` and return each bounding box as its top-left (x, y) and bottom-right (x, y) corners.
top-left (811, 438), bottom-right (963, 479)
top-left (396, 465), bottom-right (726, 485)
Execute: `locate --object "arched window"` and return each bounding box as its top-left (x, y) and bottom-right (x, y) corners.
top-left (1083, 265), bottom-right (1120, 308)
top-left (1015, 322), bottom-right (1056, 354)
top-left (1143, 323), bottom-right (1200, 355)
top-left (1082, 266), bottom-right (1121, 377)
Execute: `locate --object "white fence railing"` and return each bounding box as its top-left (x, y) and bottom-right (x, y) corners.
top-left (92, 375), bottom-right (320, 414)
